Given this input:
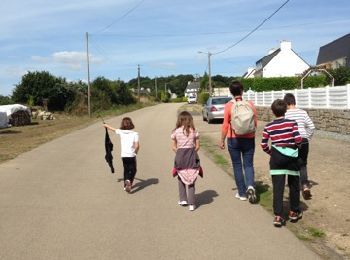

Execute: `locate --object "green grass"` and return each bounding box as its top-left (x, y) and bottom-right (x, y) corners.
top-left (296, 226), bottom-right (326, 241)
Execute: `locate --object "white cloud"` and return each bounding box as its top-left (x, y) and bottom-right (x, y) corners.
top-left (30, 51), bottom-right (104, 71)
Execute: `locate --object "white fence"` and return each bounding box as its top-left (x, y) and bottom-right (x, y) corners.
top-left (241, 85), bottom-right (350, 109)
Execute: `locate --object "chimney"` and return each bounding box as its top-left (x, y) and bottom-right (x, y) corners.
top-left (280, 41), bottom-right (292, 51)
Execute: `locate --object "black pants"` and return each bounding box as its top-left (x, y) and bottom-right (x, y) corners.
top-left (122, 157), bottom-right (137, 184)
top-left (272, 174), bottom-right (300, 216)
top-left (298, 138), bottom-right (309, 187)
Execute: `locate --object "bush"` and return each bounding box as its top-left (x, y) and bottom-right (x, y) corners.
top-left (170, 97), bottom-right (185, 103)
top-left (198, 92), bottom-right (210, 104)
top-left (241, 76), bottom-right (328, 91)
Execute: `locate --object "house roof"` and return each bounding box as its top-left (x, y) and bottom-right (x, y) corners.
top-left (317, 33), bottom-right (350, 65)
top-left (185, 81), bottom-right (200, 92)
top-left (255, 49), bottom-right (281, 68)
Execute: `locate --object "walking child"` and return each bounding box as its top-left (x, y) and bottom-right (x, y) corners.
top-left (103, 117), bottom-right (139, 193)
top-left (171, 111), bottom-right (201, 211)
top-left (261, 99), bottom-right (303, 227)
top-left (284, 93), bottom-right (315, 200)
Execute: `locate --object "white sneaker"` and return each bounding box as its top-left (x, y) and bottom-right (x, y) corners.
top-left (178, 201), bottom-right (188, 206)
top-left (189, 205), bottom-right (195, 211)
top-left (235, 193), bottom-right (247, 201)
top-left (246, 186), bottom-right (257, 204)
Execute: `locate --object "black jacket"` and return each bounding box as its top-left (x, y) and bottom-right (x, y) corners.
top-left (104, 128), bottom-right (115, 173)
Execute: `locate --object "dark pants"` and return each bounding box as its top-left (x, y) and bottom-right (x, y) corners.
top-left (122, 157), bottom-right (137, 184)
top-left (298, 138), bottom-right (309, 187)
top-left (272, 174), bottom-right (300, 216)
top-left (227, 138), bottom-right (255, 197)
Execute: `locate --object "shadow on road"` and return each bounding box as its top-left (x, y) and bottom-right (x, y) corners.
top-left (117, 177), bottom-right (159, 194)
top-left (195, 190), bottom-right (219, 209)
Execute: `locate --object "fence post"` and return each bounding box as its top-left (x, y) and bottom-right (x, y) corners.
top-left (294, 88), bottom-right (298, 105)
top-left (263, 91), bottom-right (265, 106)
top-left (255, 92), bottom-right (258, 106)
top-left (347, 84), bottom-right (350, 109)
top-left (271, 90), bottom-right (274, 102)
top-left (325, 86), bottom-right (330, 108)
top-left (282, 89), bottom-right (285, 98)
top-left (308, 87), bottom-right (312, 108)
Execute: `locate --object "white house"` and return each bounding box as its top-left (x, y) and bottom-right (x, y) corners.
top-left (184, 81), bottom-right (200, 97)
top-left (242, 67), bottom-right (256, 79)
top-left (252, 41), bottom-right (309, 78)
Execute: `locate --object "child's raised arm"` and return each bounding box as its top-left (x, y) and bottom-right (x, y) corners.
top-left (195, 138), bottom-right (200, 152)
top-left (103, 123), bottom-right (116, 131)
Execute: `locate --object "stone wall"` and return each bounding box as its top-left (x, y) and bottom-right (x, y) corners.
top-left (256, 106), bottom-right (350, 135)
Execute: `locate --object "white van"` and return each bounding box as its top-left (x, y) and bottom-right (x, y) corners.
top-left (187, 94), bottom-right (197, 104)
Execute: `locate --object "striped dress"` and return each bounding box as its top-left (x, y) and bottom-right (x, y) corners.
top-left (261, 118), bottom-right (302, 175)
top-left (285, 108), bottom-right (315, 140)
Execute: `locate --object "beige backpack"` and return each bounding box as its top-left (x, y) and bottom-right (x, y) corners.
top-left (230, 100), bottom-right (255, 135)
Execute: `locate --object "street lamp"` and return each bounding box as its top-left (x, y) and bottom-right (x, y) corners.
top-left (198, 51), bottom-right (212, 95)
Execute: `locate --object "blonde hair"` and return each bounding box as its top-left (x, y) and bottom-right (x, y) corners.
top-left (175, 111), bottom-right (195, 136)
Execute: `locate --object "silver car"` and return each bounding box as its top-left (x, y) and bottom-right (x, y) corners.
top-left (202, 96), bottom-right (232, 123)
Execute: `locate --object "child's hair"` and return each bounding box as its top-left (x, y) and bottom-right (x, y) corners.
top-left (176, 111), bottom-right (195, 136)
top-left (229, 80), bottom-right (244, 97)
top-left (120, 117), bottom-right (135, 130)
top-left (271, 99), bottom-right (287, 117)
top-left (283, 93), bottom-right (296, 106)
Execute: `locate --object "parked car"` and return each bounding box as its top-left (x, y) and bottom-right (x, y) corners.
top-left (187, 94), bottom-right (197, 104)
top-left (202, 96), bottom-right (232, 123)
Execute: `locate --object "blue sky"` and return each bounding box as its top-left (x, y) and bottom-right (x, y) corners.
top-left (1, 0), bottom-right (350, 95)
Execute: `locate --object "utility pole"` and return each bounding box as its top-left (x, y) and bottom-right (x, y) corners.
top-left (208, 52), bottom-right (212, 95)
top-left (155, 77), bottom-right (158, 99)
top-left (137, 64), bottom-right (140, 102)
top-left (165, 83), bottom-right (167, 94)
top-left (198, 51), bottom-right (212, 95)
top-left (86, 32), bottom-right (91, 117)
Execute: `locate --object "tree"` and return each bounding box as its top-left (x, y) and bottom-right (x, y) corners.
top-left (0, 95), bottom-right (13, 105)
top-left (12, 71), bottom-right (71, 110)
top-left (329, 67), bottom-right (350, 86)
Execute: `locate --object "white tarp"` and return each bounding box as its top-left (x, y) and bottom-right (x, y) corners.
top-left (0, 104), bottom-right (31, 128)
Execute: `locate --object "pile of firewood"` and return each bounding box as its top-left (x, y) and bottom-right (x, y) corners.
top-left (9, 110), bottom-right (31, 126)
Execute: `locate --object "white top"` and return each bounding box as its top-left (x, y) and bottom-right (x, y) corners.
top-left (285, 108), bottom-right (315, 140)
top-left (115, 129), bottom-right (139, 157)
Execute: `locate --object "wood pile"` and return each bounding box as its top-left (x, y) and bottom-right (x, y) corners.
top-left (9, 110), bottom-right (31, 126)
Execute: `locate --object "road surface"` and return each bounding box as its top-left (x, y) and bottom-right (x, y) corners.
top-left (0, 103), bottom-right (319, 259)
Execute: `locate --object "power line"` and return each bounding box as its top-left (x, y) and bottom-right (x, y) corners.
top-left (213, 0), bottom-right (290, 55)
top-left (93, 0), bottom-right (145, 34)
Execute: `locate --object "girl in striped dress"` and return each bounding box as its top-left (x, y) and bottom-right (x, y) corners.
top-left (261, 99), bottom-right (302, 227)
top-left (171, 111), bottom-right (201, 211)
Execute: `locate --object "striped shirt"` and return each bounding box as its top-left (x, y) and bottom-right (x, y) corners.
top-left (285, 108), bottom-right (315, 140)
top-left (261, 118), bottom-right (302, 154)
top-left (171, 127), bottom-right (199, 149)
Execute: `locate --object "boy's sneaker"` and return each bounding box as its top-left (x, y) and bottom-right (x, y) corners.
top-left (124, 180), bottom-right (131, 193)
top-left (273, 216), bottom-right (285, 227)
top-left (246, 186), bottom-right (257, 204)
top-left (178, 201), bottom-right (188, 206)
top-left (289, 210), bottom-right (303, 222)
top-left (189, 205), bottom-right (195, 211)
top-left (302, 186), bottom-right (312, 200)
top-left (235, 193), bottom-right (247, 201)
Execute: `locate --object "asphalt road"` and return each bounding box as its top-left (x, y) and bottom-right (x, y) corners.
top-left (0, 103), bottom-right (319, 260)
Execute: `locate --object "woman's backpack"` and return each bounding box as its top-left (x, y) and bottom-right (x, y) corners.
top-left (230, 100), bottom-right (255, 135)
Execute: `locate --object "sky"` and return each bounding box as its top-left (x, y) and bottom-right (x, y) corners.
top-left (1, 0), bottom-right (350, 96)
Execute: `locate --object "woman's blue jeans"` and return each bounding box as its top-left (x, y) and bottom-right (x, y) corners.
top-left (227, 138), bottom-right (255, 197)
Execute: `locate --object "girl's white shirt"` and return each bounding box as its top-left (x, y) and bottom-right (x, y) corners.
top-left (115, 129), bottom-right (139, 157)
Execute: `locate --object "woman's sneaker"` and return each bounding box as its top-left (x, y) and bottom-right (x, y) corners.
top-left (235, 193), bottom-right (247, 201)
top-left (273, 216), bottom-right (285, 227)
top-left (289, 210), bottom-right (303, 222)
top-left (246, 186), bottom-right (257, 204)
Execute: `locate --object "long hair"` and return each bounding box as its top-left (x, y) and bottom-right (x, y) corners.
top-left (120, 117), bottom-right (135, 130)
top-left (175, 111), bottom-right (195, 136)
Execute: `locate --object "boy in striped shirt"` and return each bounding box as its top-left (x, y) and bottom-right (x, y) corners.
top-left (261, 99), bottom-right (302, 227)
top-left (284, 93), bottom-right (315, 200)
